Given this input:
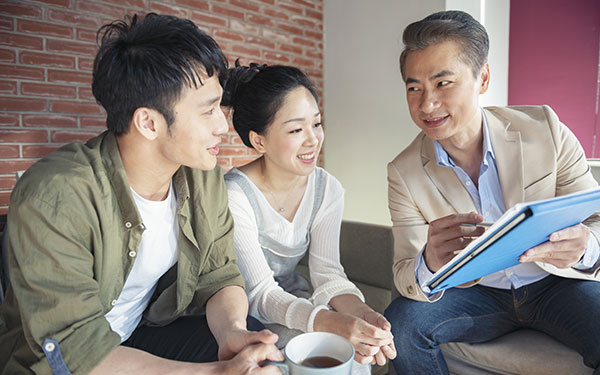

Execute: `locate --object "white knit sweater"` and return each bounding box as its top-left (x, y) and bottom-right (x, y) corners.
top-left (225, 167), bottom-right (364, 332)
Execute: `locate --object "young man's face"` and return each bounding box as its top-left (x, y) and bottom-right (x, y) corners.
top-left (158, 73), bottom-right (228, 171)
top-left (404, 40), bottom-right (489, 145)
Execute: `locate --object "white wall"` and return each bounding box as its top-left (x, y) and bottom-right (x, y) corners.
top-left (323, 0), bottom-right (509, 225)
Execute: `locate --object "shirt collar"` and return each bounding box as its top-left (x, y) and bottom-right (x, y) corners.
top-left (434, 108), bottom-right (496, 168)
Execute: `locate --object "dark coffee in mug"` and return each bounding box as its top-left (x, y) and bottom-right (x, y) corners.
top-left (300, 356), bottom-right (343, 368)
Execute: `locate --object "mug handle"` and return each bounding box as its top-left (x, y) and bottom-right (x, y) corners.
top-left (263, 360), bottom-right (289, 375)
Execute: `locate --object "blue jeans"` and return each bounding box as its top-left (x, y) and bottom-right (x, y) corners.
top-left (384, 275), bottom-right (600, 375)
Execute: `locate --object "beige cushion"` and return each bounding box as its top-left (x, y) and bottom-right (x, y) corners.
top-left (442, 329), bottom-right (593, 375)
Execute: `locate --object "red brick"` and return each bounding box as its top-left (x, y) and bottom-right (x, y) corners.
top-left (80, 116), bottom-right (106, 128)
top-left (214, 29), bottom-right (244, 42)
top-left (0, 145), bottom-right (19, 158)
top-left (18, 19), bottom-right (73, 39)
top-left (51, 130), bottom-right (101, 143)
top-left (263, 29), bottom-right (291, 43)
top-left (42, 0), bottom-right (73, 8)
top-left (20, 82), bottom-right (76, 99)
top-left (291, 56), bottom-right (314, 68)
top-left (0, 129), bottom-right (47, 143)
top-left (23, 145), bottom-right (60, 159)
top-left (246, 36), bottom-right (275, 49)
top-left (262, 51), bottom-right (290, 63)
top-left (0, 49), bottom-right (15, 63)
top-left (230, 0), bottom-right (259, 12)
top-left (50, 100), bottom-right (104, 115)
top-left (20, 51), bottom-right (76, 69)
top-left (290, 0), bottom-right (316, 8)
top-left (231, 44), bottom-right (261, 57)
top-left (104, 0), bottom-right (146, 8)
top-left (304, 68), bottom-right (322, 79)
top-left (217, 157), bottom-right (231, 168)
top-left (149, 3), bottom-right (189, 18)
top-left (48, 70), bottom-right (92, 85)
top-left (230, 19), bottom-right (260, 34)
top-left (0, 16), bottom-right (14, 31)
top-left (0, 97), bottom-right (46, 112)
top-left (0, 160), bottom-right (36, 175)
top-left (0, 113), bottom-right (19, 126)
top-left (264, 8), bottom-right (289, 20)
top-left (191, 12), bottom-right (227, 28)
top-left (292, 36), bottom-right (315, 47)
top-left (280, 43), bottom-right (302, 55)
top-left (305, 8), bottom-right (322, 20)
top-left (76, 28), bottom-right (98, 43)
top-left (47, 9), bottom-right (104, 29)
top-left (292, 16), bottom-right (316, 28)
top-left (0, 176), bottom-right (17, 190)
top-left (23, 114), bottom-right (78, 128)
top-left (46, 39), bottom-right (98, 57)
top-left (78, 86), bottom-right (95, 101)
top-left (0, 32), bottom-right (43, 50)
top-left (246, 14), bottom-right (274, 28)
top-left (218, 146), bottom-right (248, 156)
top-left (77, 1), bottom-right (127, 20)
top-left (0, 2), bottom-right (43, 19)
top-left (173, 0), bottom-right (210, 11)
top-left (305, 30), bottom-right (322, 40)
top-left (0, 191), bottom-right (10, 207)
top-left (231, 155), bottom-right (258, 166)
top-left (256, 0), bottom-right (275, 4)
top-left (78, 57), bottom-right (95, 72)
top-left (279, 3), bottom-right (303, 15)
top-left (0, 80), bottom-right (17, 95)
top-left (305, 49), bottom-right (322, 59)
top-left (212, 4), bottom-right (245, 20)
top-left (277, 23), bottom-right (303, 36)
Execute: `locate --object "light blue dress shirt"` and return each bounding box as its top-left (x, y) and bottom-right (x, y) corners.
top-left (416, 110), bottom-right (599, 294)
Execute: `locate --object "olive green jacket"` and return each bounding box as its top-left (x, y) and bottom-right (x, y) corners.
top-left (0, 132), bottom-right (244, 374)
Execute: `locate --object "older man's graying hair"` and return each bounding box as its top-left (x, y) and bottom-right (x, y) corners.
top-left (399, 10), bottom-right (489, 81)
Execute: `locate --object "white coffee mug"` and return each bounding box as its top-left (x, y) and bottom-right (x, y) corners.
top-left (267, 332), bottom-right (354, 374)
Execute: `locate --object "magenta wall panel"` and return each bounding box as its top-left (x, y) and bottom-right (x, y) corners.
top-left (508, 0), bottom-right (600, 156)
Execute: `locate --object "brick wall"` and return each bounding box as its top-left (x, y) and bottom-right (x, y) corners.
top-left (0, 0), bottom-right (324, 215)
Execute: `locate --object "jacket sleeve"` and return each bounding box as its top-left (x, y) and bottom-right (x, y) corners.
top-left (191, 171), bottom-right (245, 308)
top-left (6, 192), bottom-right (121, 375)
top-left (387, 162), bottom-right (444, 302)
top-left (537, 105), bottom-right (600, 280)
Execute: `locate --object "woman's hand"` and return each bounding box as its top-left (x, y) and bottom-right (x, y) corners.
top-left (313, 309), bottom-right (395, 365)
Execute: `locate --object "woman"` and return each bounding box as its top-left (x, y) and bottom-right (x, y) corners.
top-left (221, 63), bottom-right (396, 372)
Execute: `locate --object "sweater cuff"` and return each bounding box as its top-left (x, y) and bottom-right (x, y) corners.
top-left (307, 305), bottom-right (330, 332)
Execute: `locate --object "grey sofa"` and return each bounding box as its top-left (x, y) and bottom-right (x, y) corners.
top-left (326, 220), bottom-right (594, 375)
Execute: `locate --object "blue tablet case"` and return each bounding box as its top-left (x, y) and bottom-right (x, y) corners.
top-left (427, 188), bottom-right (600, 294)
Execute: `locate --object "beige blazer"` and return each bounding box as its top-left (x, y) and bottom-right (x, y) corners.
top-left (388, 105), bottom-right (600, 302)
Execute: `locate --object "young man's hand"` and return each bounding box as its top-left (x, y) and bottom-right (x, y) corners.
top-left (218, 329), bottom-right (278, 361)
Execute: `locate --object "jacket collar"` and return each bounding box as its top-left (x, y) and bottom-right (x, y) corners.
top-left (420, 107), bottom-right (524, 213)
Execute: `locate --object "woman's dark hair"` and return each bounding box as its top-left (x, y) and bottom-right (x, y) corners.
top-left (399, 10), bottom-right (489, 80)
top-left (92, 13), bottom-right (228, 135)
top-left (221, 61), bottom-right (319, 148)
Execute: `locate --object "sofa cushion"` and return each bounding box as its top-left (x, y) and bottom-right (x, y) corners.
top-left (442, 329), bottom-right (593, 375)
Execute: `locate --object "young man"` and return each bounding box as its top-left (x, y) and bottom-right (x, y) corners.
top-left (384, 10), bottom-right (600, 375)
top-left (0, 13), bottom-right (282, 375)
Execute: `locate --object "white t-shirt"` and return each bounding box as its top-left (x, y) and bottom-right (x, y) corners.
top-left (105, 183), bottom-right (179, 342)
top-left (225, 167), bottom-right (364, 332)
